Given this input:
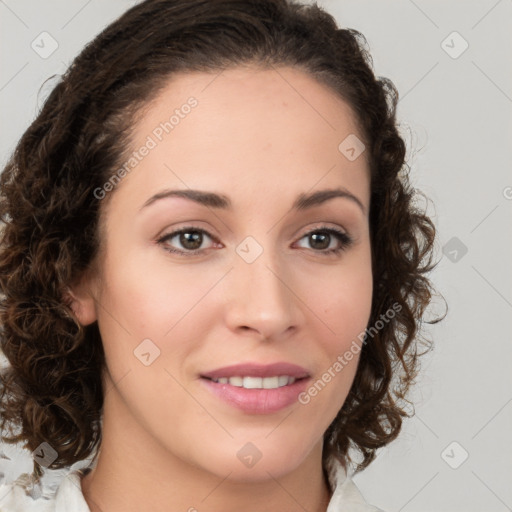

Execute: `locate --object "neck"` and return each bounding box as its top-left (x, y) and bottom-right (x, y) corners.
top-left (81, 384), bottom-right (332, 512)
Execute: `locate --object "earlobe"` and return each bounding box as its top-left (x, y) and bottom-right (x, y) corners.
top-left (65, 281), bottom-right (98, 326)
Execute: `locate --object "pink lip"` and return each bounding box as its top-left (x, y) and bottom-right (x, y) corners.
top-left (200, 362), bottom-right (310, 379)
top-left (199, 377), bottom-right (311, 414)
top-left (199, 362), bottom-right (311, 415)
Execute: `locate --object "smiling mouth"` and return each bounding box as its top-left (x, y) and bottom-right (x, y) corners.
top-left (199, 368), bottom-right (311, 414)
top-left (201, 375), bottom-right (308, 389)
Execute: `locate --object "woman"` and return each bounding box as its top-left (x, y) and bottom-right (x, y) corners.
top-left (0, 0), bottom-right (443, 510)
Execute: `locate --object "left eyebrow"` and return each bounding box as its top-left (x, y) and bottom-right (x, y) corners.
top-left (293, 188), bottom-right (366, 215)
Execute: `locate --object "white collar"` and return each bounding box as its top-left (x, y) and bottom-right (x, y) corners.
top-left (1, 454), bottom-right (383, 511)
top-left (323, 454), bottom-right (384, 511)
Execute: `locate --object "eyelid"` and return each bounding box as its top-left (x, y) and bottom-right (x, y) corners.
top-left (295, 222), bottom-right (348, 238)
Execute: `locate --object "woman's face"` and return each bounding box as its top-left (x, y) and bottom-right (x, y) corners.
top-left (74, 66), bottom-right (373, 481)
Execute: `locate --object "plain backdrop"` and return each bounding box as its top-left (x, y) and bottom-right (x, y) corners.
top-left (0, 1), bottom-right (511, 511)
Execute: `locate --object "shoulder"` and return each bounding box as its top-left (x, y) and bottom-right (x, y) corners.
top-left (325, 455), bottom-right (387, 512)
top-left (0, 473), bottom-right (56, 512)
top-left (0, 469), bottom-right (90, 512)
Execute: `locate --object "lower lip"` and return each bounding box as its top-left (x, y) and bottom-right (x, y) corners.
top-left (200, 377), bottom-right (310, 414)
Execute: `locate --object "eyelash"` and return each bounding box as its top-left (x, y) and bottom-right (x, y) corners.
top-left (156, 225), bottom-right (353, 257)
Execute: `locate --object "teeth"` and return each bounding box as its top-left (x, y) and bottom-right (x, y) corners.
top-left (228, 376), bottom-right (243, 387)
top-left (278, 375), bottom-right (289, 387)
top-left (211, 375), bottom-right (298, 389)
top-left (263, 376), bottom-right (279, 389)
top-left (243, 376), bottom-right (262, 389)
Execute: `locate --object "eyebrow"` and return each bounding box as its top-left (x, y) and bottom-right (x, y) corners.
top-left (141, 187), bottom-right (366, 214)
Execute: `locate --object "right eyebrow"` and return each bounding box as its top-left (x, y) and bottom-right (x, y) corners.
top-left (141, 189), bottom-right (232, 210)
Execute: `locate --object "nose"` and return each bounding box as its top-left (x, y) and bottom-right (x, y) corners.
top-left (223, 248), bottom-right (303, 341)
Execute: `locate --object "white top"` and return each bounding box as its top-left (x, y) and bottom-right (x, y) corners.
top-left (0, 455), bottom-right (384, 511)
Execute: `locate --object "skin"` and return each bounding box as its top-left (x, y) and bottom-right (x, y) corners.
top-left (72, 65), bottom-right (373, 512)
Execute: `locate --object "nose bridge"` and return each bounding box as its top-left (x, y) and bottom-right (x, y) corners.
top-left (225, 239), bottom-right (300, 338)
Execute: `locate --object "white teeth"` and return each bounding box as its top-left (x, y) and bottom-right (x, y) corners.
top-left (228, 376), bottom-right (243, 387)
top-left (278, 375), bottom-right (289, 387)
top-left (243, 376), bottom-right (262, 389)
top-left (262, 376), bottom-right (279, 389)
top-left (211, 375), bottom-right (298, 389)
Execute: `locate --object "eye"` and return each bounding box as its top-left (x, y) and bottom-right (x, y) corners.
top-left (295, 226), bottom-right (353, 256)
top-left (156, 227), bottom-right (219, 255)
top-left (156, 225), bottom-right (353, 257)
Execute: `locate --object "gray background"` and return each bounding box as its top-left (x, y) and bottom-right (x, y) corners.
top-left (0, 1), bottom-right (511, 511)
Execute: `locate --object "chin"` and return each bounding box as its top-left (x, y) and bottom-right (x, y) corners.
top-left (197, 440), bottom-right (315, 483)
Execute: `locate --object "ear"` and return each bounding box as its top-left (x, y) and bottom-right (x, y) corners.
top-left (64, 275), bottom-right (98, 326)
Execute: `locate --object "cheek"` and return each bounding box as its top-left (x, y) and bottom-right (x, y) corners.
top-left (305, 256), bottom-right (372, 399)
top-left (298, 275), bottom-right (371, 425)
top-left (316, 261), bottom-right (373, 342)
top-left (98, 248), bottom-right (217, 334)
top-left (94, 249), bottom-right (226, 383)
top-left (324, 280), bottom-right (373, 339)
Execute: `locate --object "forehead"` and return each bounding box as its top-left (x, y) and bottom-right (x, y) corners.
top-left (138, 64), bottom-right (365, 151)
top-left (109, 65), bottom-right (369, 212)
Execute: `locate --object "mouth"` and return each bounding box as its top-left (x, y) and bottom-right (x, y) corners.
top-left (199, 362), bottom-right (311, 414)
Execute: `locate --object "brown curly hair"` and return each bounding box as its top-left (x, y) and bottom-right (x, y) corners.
top-left (0, 0), bottom-right (445, 479)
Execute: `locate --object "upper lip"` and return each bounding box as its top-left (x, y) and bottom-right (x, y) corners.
top-left (200, 362), bottom-right (310, 380)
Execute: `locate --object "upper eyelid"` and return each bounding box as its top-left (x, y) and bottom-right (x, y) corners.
top-left (158, 222), bottom-right (348, 239)
top-left (159, 226), bottom-right (219, 242)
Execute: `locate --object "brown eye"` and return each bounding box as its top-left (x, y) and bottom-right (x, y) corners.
top-left (179, 231), bottom-right (203, 250)
top-left (157, 228), bottom-right (217, 255)
top-left (308, 231), bottom-right (331, 250)
top-left (295, 227), bottom-right (353, 256)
